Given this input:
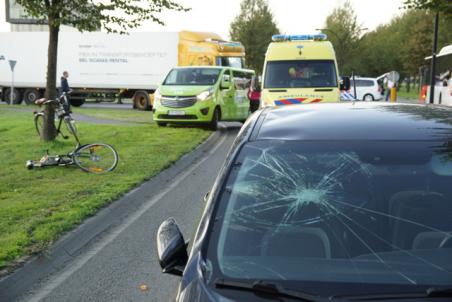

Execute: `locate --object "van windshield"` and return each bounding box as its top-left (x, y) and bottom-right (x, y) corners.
top-left (264, 60), bottom-right (338, 89)
top-left (163, 68), bottom-right (222, 86)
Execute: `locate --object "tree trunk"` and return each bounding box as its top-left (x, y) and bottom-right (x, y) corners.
top-left (42, 19), bottom-right (60, 141)
top-left (406, 76), bottom-right (411, 93)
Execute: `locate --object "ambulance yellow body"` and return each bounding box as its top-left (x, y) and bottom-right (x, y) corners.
top-left (261, 34), bottom-right (340, 107)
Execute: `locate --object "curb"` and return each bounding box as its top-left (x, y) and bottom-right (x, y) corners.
top-left (0, 130), bottom-right (224, 302)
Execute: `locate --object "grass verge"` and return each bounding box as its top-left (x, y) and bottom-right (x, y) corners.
top-left (72, 106), bottom-right (151, 123)
top-left (0, 105), bottom-right (210, 272)
top-left (397, 84), bottom-right (421, 101)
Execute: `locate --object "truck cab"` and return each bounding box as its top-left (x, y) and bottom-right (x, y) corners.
top-left (178, 31), bottom-right (245, 69)
top-left (261, 34), bottom-right (340, 107)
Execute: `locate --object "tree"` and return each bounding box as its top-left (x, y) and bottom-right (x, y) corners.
top-left (323, 0), bottom-right (364, 75)
top-left (229, 0), bottom-right (279, 74)
top-left (403, 0), bottom-right (452, 15)
top-left (341, 9), bottom-right (452, 80)
top-left (16, 0), bottom-right (188, 141)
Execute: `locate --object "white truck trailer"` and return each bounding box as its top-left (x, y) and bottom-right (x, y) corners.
top-left (0, 31), bottom-right (245, 109)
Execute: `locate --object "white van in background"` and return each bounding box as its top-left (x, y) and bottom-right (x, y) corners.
top-left (350, 77), bottom-right (383, 101)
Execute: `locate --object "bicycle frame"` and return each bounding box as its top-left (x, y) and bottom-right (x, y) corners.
top-left (29, 93), bottom-right (119, 173)
top-left (35, 93), bottom-right (81, 146)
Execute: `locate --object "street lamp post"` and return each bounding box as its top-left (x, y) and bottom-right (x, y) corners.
top-left (429, 12), bottom-right (439, 104)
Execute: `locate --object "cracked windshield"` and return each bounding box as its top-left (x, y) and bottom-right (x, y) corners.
top-left (212, 140), bottom-right (452, 286)
top-left (2, 0), bottom-right (452, 301)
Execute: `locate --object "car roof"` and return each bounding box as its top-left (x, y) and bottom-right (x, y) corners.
top-left (172, 66), bottom-right (254, 73)
top-left (251, 102), bottom-right (452, 141)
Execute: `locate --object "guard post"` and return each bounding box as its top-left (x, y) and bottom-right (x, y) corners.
top-left (388, 71), bottom-right (399, 103)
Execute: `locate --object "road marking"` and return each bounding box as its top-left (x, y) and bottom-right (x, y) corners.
top-left (25, 133), bottom-right (228, 302)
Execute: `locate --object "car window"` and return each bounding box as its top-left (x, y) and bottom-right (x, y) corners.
top-left (207, 140), bottom-right (452, 293)
top-left (351, 80), bottom-right (375, 87)
top-left (232, 70), bottom-right (253, 90)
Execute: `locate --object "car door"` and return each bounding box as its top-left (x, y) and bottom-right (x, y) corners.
top-left (220, 69), bottom-right (235, 120)
top-left (232, 70), bottom-right (251, 120)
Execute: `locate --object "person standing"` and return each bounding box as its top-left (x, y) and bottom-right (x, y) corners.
top-left (60, 71), bottom-right (70, 94)
top-left (385, 78), bottom-right (394, 102)
top-left (60, 71), bottom-right (71, 110)
top-left (248, 75), bottom-right (261, 113)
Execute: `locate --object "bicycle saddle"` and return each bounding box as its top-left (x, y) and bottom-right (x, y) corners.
top-left (35, 98), bottom-right (47, 106)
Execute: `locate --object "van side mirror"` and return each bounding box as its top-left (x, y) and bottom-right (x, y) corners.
top-left (221, 75), bottom-right (231, 90)
top-left (340, 77), bottom-right (351, 91)
top-left (156, 218), bottom-right (188, 276)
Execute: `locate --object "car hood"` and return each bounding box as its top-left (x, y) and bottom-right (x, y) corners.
top-left (159, 85), bottom-right (213, 97)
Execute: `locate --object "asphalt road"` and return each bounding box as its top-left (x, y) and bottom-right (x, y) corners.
top-left (82, 102), bottom-right (133, 109)
top-left (3, 124), bottom-right (240, 302)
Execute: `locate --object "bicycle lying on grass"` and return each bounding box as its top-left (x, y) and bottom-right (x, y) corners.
top-left (26, 93), bottom-right (119, 174)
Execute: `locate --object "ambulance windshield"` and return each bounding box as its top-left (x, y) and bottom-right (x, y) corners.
top-left (264, 60), bottom-right (338, 89)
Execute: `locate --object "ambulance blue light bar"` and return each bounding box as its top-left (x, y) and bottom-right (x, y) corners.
top-left (272, 34), bottom-right (328, 42)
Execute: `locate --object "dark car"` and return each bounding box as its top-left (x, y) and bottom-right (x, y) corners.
top-left (156, 103), bottom-right (452, 302)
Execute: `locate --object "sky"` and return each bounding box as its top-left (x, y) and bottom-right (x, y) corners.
top-left (0, 0), bottom-right (406, 39)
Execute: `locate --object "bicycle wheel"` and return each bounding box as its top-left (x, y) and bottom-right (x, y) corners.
top-left (73, 143), bottom-right (118, 174)
top-left (34, 113), bottom-right (44, 137)
top-left (64, 116), bottom-right (77, 137)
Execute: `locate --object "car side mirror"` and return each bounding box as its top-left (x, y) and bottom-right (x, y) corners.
top-left (156, 218), bottom-right (188, 276)
top-left (340, 77), bottom-right (351, 91)
top-left (221, 75), bottom-right (231, 90)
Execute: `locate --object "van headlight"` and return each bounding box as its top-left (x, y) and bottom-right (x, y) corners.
top-left (197, 88), bottom-right (214, 101)
top-left (153, 89), bottom-right (162, 108)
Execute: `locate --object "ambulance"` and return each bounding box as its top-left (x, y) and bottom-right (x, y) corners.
top-left (261, 34), bottom-right (341, 107)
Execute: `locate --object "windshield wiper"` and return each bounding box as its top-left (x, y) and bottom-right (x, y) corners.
top-left (331, 287), bottom-right (452, 301)
top-left (214, 278), bottom-right (326, 302)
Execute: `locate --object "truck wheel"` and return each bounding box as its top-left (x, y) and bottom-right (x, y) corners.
top-left (70, 97), bottom-right (85, 107)
top-left (23, 89), bottom-right (41, 105)
top-left (133, 91), bottom-right (151, 111)
top-left (4, 88), bottom-right (22, 104)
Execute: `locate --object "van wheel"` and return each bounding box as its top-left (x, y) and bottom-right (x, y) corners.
top-left (363, 94), bottom-right (374, 102)
top-left (209, 107), bottom-right (220, 131)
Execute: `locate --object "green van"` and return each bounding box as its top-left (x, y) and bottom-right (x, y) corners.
top-left (153, 66), bottom-right (255, 130)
